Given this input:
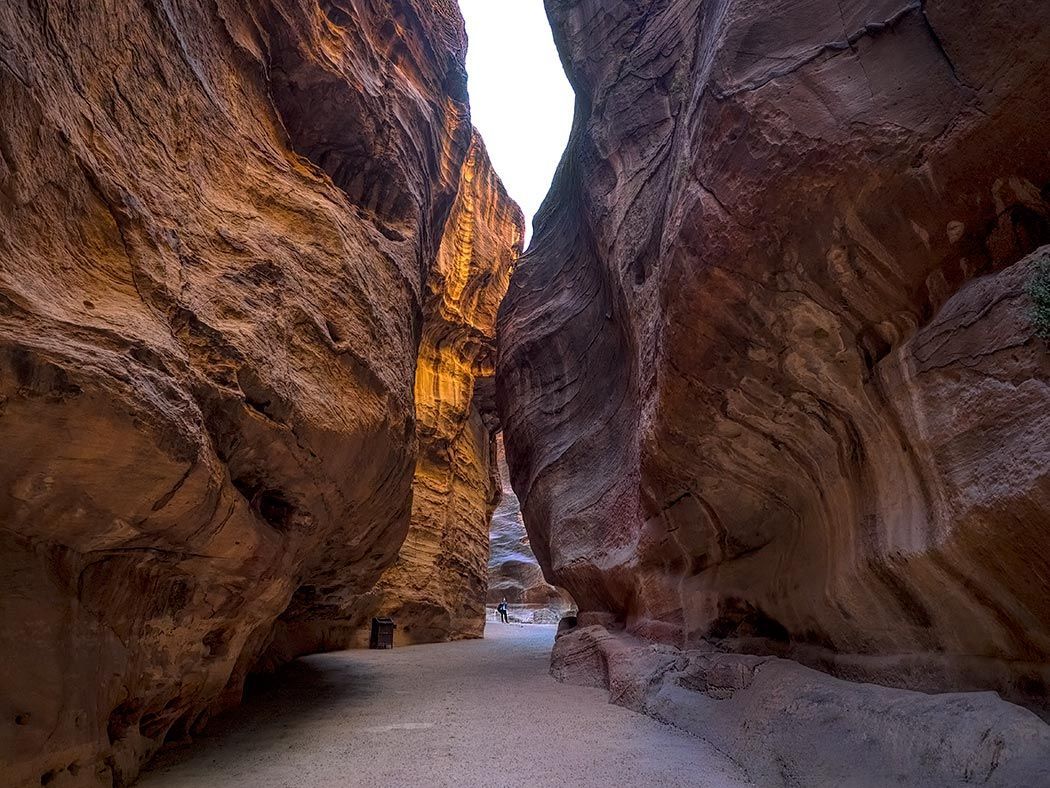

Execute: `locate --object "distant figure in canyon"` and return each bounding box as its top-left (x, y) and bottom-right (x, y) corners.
top-left (497, 599), bottom-right (509, 623)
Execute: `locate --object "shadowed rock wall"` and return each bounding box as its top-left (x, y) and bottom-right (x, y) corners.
top-left (497, 0), bottom-right (1050, 709)
top-left (350, 134), bottom-right (524, 646)
top-left (0, 0), bottom-right (482, 784)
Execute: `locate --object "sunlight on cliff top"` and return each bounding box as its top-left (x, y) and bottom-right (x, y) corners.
top-left (459, 0), bottom-right (575, 245)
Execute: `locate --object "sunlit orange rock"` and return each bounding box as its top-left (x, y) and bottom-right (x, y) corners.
top-left (0, 0), bottom-right (482, 784)
top-left (352, 134), bottom-right (524, 645)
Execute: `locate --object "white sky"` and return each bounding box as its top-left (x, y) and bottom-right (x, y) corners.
top-left (459, 0), bottom-right (575, 244)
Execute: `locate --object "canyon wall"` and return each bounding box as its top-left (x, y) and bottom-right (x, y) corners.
top-left (351, 134), bottom-right (523, 646)
top-left (498, 0), bottom-right (1050, 709)
top-left (488, 436), bottom-right (573, 620)
top-left (0, 0), bottom-right (483, 784)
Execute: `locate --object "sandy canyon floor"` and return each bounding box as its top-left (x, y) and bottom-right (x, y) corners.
top-left (140, 625), bottom-right (751, 787)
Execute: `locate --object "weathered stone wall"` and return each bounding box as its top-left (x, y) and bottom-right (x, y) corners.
top-left (0, 1), bottom-right (480, 784)
top-left (498, 0), bottom-right (1050, 709)
top-left (351, 134), bottom-right (524, 646)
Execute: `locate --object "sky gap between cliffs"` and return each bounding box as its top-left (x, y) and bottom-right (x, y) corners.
top-left (459, 0), bottom-right (575, 244)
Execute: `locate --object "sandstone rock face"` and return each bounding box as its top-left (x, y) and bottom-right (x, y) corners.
top-left (0, 1), bottom-right (479, 784)
top-left (488, 436), bottom-right (572, 616)
top-left (498, 0), bottom-right (1050, 708)
top-left (553, 625), bottom-right (1050, 787)
top-left (351, 135), bottom-right (524, 647)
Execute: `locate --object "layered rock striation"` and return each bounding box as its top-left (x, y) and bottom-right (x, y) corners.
top-left (0, 0), bottom-right (485, 784)
top-left (498, 0), bottom-right (1050, 710)
top-left (352, 134), bottom-right (524, 646)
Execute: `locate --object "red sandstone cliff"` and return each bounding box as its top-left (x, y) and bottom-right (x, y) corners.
top-left (0, 1), bottom-right (482, 785)
top-left (497, 0), bottom-right (1050, 711)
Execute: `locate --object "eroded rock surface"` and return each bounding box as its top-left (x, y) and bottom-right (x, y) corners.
top-left (498, 0), bottom-right (1050, 709)
top-left (553, 625), bottom-right (1050, 787)
top-left (0, 0), bottom-right (479, 784)
top-left (488, 436), bottom-right (572, 622)
top-left (349, 135), bottom-right (524, 646)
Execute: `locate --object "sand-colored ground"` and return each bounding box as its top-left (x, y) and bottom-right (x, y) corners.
top-left (140, 624), bottom-right (750, 787)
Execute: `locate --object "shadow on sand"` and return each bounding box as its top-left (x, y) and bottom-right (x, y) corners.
top-left (143, 653), bottom-right (379, 779)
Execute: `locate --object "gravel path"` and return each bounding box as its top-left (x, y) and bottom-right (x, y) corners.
top-left (141, 623), bottom-right (750, 787)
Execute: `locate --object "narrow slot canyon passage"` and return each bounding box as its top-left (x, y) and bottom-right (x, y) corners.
top-left (140, 625), bottom-right (748, 788)
top-left (3, 0), bottom-right (1050, 787)
top-left (140, 435), bottom-right (592, 785)
top-left (486, 435), bottom-right (575, 626)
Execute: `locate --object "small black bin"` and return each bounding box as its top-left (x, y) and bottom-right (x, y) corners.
top-left (369, 617), bottom-right (396, 649)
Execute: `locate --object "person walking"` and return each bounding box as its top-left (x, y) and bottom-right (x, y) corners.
top-left (497, 599), bottom-right (509, 623)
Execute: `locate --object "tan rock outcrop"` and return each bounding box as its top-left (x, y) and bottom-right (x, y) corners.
top-left (498, 0), bottom-right (1050, 710)
top-left (488, 436), bottom-right (572, 615)
top-left (0, 0), bottom-right (481, 784)
top-left (351, 134), bottom-right (524, 646)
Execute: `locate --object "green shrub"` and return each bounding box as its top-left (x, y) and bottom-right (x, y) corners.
top-left (1028, 259), bottom-right (1050, 340)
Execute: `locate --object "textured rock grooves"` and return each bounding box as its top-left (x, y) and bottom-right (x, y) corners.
top-left (345, 136), bottom-right (524, 647)
top-left (498, 0), bottom-right (1050, 715)
top-left (0, 1), bottom-right (518, 785)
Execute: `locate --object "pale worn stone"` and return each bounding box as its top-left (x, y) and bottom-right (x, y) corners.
top-left (0, 1), bottom-right (482, 784)
top-left (553, 624), bottom-right (1050, 787)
